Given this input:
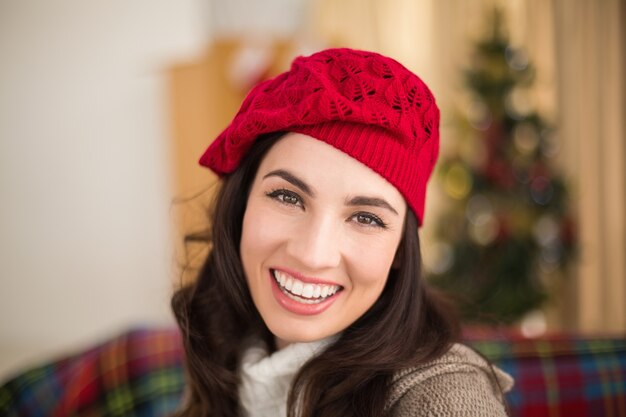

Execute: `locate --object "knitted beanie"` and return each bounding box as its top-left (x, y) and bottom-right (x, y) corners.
top-left (199, 48), bottom-right (440, 226)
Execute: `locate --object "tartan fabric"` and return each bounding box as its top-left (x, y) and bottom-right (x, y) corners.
top-left (466, 332), bottom-right (626, 417)
top-left (0, 328), bottom-right (184, 417)
top-left (1, 327), bottom-right (625, 417)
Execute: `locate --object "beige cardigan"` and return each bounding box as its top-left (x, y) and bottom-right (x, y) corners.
top-left (387, 344), bottom-right (514, 416)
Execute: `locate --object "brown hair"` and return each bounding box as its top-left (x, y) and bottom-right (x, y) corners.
top-left (171, 132), bottom-right (460, 417)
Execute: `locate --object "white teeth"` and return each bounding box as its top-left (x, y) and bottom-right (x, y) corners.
top-left (302, 284), bottom-right (314, 298)
top-left (291, 280), bottom-right (303, 296)
top-left (272, 270), bottom-right (341, 303)
top-left (283, 290), bottom-right (323, 304)
top-left (313, 285), bottom-right (322, 298)
top-left (321, 286), bottom-right (329, 297)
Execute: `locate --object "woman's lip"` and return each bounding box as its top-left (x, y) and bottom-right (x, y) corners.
top-left (270, 266), bottom-right (343, 287)
top-left (269, 270), bottom-right (341, 316)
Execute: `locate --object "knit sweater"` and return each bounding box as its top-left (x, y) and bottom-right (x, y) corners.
top-left (239, 341), bottom-right (513, 417)
top-left (387, 344), bottom-right (513, 416)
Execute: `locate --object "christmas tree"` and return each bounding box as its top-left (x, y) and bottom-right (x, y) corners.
top-left (428, 10), bottom-right (576, 324)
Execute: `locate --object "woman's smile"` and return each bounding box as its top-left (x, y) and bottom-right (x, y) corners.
top-left (268, 267), bottom-right (344, 316)
top-left (269, 270), bottom-right (342, 315)
top-left (240, 132), bottom-right (407, 348)
top-left (271, 268), bottom-right (343, 303)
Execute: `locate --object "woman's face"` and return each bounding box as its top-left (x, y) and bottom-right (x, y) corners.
top-left (240, 133), bottom-right (407, 349)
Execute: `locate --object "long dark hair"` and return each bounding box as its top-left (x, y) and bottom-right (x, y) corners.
top-left (171, 132), bottom-right (460, 417)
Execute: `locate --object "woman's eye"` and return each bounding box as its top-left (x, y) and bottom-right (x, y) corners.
top-left (266, 189), bottom-right (303, 207)
top-left (352, 212), bottom-right (387, 228)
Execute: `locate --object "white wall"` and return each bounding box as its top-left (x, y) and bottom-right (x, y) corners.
top-left (0, 0), bottom-right (209, 379)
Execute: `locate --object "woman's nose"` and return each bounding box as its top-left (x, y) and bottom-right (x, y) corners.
top-left (285, 213), bottom-right (342, 270)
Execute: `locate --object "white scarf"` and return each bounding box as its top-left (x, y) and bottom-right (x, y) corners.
top-left (238, 337), bottom-right (336, 417)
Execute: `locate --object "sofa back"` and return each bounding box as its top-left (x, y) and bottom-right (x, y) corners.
top-left (1, 328), bottom-right (625, 417)
top-left (467, 331), bottom-right (626, 417)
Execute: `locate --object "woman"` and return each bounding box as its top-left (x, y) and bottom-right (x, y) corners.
top-left (172, 48), bottom-right (513, 417)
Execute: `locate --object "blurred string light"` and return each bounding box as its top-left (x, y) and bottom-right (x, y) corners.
top-left (469, 215), bottom-right (499, 246)
top-left (533, 215), bottom-right (559, 247)
top-left (540, 130), bottom-right (561, 158)
top-left (466, 195), bottom-right (498, 246)
top-left (520, 310), bottom-right (547, 338)
top-left (505, 46), bottom-right (529, 71)
top-left (467, 99), bottom-right (493, 131)
top-left (530, 176), bottom-right (554, 205)
top-left (539, 244), bottom-right (563, 274)
top-left (443, 163), bottom-right (473, 200)
top-left (533, 215), bottom-right (563, 274)
top-left (513, 122), bottom-right (540, 155)
top-left (505, 87), bottom-right (533, 120)
top-left (423, 242), bottom-right (454, 275)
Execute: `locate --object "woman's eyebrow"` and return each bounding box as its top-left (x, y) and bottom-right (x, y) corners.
top-left (262, 170), bottom-right (398, 215)
top-left (262, 169), bottom-right (315, 197)
top-left (346, 196), bottom-right (399, 215)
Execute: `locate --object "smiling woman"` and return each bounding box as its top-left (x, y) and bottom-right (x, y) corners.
top-left (171, 48), bottom-right (512, 417)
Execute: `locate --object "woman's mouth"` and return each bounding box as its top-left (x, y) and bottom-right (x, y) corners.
top-left (272, 269), bottom-right (342, 305)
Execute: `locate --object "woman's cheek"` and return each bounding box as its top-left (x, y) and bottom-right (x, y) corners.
top-left (243, 202), bottom-right (296, 251)
top-left (348, 228), bottom-right (400, 262)
top-left (344, 237), bottom-right (397, 291)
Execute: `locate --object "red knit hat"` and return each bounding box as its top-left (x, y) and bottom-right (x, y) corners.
top-left (199, 48), bottom-right (440, 226)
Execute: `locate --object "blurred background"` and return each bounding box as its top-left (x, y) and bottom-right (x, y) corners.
top-left (1, 0), bottom-right (624, 380)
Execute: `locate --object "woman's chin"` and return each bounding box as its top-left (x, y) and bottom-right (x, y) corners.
top-left (268, 325), bottom-right (337, 350)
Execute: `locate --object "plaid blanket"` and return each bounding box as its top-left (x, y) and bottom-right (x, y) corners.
top-left (1, 327), bottom-right (625, 416)
top-left (0, 328), bottom-right (184, 417)
top-left (467, 331), bottom-right (626, 417)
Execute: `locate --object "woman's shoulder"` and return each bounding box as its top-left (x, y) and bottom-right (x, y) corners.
top-left (386, 343), bottom-right (514, 416)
